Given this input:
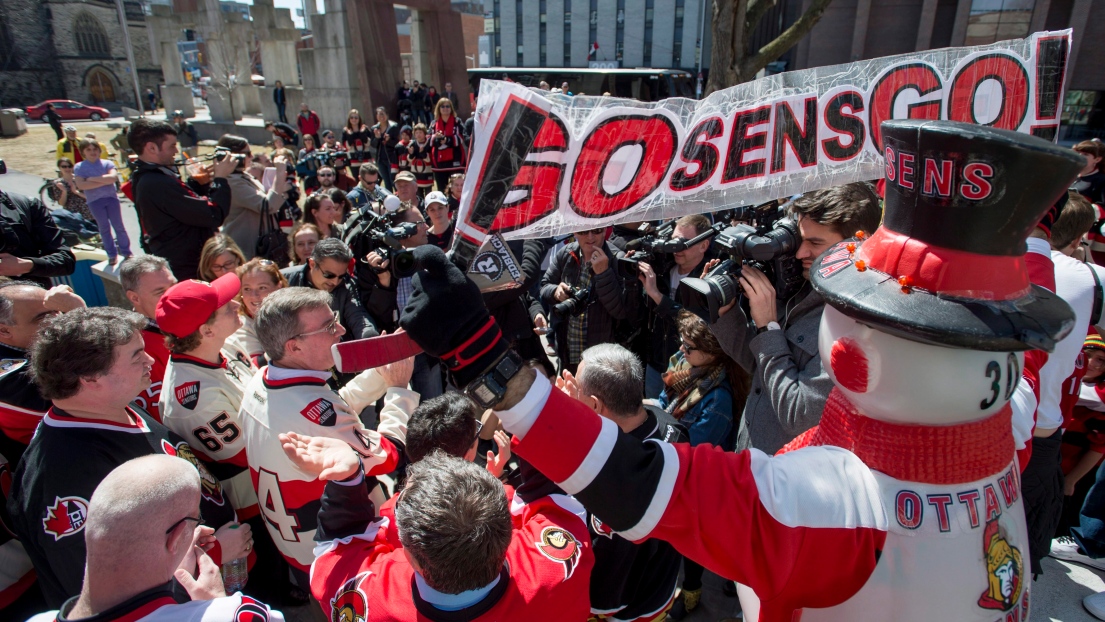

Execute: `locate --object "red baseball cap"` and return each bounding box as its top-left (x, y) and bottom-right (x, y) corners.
top-left (155, 273), bottom-right (241, 338)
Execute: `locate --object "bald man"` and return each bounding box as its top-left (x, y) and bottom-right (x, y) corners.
top-left (27, 455), bottom-right (284, 621)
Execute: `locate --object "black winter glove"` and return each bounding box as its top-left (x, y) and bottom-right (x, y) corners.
top-left (399, 245), bottom-right (510, 388)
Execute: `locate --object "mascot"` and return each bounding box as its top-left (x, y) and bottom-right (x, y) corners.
top-left (395, 119), bottom-right (1084, 620)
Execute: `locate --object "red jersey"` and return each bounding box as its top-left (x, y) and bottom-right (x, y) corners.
top-left (137, 323), bottom-right (170, 421)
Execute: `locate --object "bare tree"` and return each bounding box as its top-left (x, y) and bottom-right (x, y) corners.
top-left (708, 0), bottom-right (835, 93)
top-left (202, 19), bottom-right (254, 121)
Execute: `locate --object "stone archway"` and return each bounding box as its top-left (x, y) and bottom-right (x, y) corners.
top-left (87, 68), bottom-right (116, 103)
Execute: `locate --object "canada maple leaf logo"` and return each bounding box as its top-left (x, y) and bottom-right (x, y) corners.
top-left (42, 496), bottom-right (89, 541)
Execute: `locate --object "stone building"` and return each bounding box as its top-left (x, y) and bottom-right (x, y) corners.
top-left (0, 0), bottom-right (163, 110)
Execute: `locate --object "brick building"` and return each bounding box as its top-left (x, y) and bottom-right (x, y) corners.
top-left (0, 0), bottom-right (163, 111)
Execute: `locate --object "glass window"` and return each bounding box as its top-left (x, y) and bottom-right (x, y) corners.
top-left (74, 13), bottom-right (111, 58)
top-left (965, 0), bottom-right (1036, 46)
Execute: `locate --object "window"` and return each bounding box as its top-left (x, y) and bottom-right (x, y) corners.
top-left (965, 0), bottom-right (1035, 46)
top-left (74, 13), bottom-right (111, 58)
top-left (644, 0), bottom-right (654, 66)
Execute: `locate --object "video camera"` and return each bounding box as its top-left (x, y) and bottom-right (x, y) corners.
top-left (295, 150), bottom-right (349, 176)
top-left (677, 201), bottom-right (806, 323)
top-left (617, 220), bottom-right (724, 280)
top-left (346, 202), bottom-right (421, 279)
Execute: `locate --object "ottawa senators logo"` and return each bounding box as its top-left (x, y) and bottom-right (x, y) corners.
top-left (301, 398), bottom-right (337, 427)
top-left (590, 514), bottom-right (614, 539)
top-left (535, 526), bottom-right (582, 581)
top-left (176, 381), bottom-right (200, 410)
top-left (330, 571), bottom-right (371, 622)
top-left (162, 439), bottom-right (226, 506)
top-left (977, 518), bottom-right (1024, 611)
top-left (42, 496), bottom-right (89, 541)
top-left (234, 595), bottom-right (270, 621)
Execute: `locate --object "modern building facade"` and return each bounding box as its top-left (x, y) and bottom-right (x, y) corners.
top-left (486, 0), bottom-right (715, 69)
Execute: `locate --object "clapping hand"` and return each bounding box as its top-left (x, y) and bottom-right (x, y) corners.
top-left (279, 432), bottom-right (361, 481)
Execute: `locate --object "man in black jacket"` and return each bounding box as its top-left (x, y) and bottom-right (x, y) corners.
top-left (0, 190), bottom-right (75, 288)
top-left (42, 104), bottom-right (63, 140)
top-left (635, 214), bottom-right (713, 398)
top-left (129, 119), bottom-right (236, 280)
top-left (540, 228), bottom-right (633, 375)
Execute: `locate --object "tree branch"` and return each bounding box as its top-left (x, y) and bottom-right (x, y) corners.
top-left (744, 0), bottom-right (777, 41)
top-left (741, 0), bottom-right (834, 78)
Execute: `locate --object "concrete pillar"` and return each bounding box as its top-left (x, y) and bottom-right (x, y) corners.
top-left (410, 11), bottom-right (439, 85)
top-left (851, 0), bottom-right (872, 61)
top-left (421, 9), bottom-right (471, 116)
top-left (1067, 0), bottom-right (1094, 85)
top-left (344, 0), bottom-right (404, 117)
top-left (950, 0), bottom-right (972, 46)
top-left (915, 0), bottom-right (939, 50)
top-left (1030, 0), bottom-right (1053, 33)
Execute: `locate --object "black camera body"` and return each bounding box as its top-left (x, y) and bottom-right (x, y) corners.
top-left (677, 204), bottom-right (805, 323)
top-left (213, 146), bottom-right (246, 163)
top-left (346, 210), bottom-right (421, 280)
top-left (552, 285), bottom-right (592, 318)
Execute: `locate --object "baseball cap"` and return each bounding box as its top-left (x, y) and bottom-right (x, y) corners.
top-left (395, 171), bottom-right (416, 183)
top-left (425, 191), bottom-right (448, 207)
top-left (63, 125), bottom-right (77, 132)
top-left (155, 273), bottom-right (241, 338)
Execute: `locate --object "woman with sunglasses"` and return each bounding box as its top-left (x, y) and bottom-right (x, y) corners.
top-left (47, 157), bottom-right (95, 222)
top-left (301, 191), bottom-right (344, 240)
top-left (430, 98), bottom-right (466, 192)
top-left (198, 234), bottom-right (247, 282)
top-left (659, 310), bottom-right (749, 619)
top-left (219, 134), bottom-right (290, 259)
top-left (227, 257), bottom-right (289, 368)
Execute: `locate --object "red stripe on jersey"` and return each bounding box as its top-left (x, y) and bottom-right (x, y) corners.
top-left (0, 402), bottom-right (45, 444)
top-left (262, 369), bottom-right (327, 388)
top-left (365, 437), bottom-right (400, 476)
top-left (515, 390), bottom-right (606, 484)
top-left (170, 352), bottom-right (227, 369)
top-left (43, 407), bottom-right (149, 431)
top-left (112, 596), bottom-right (179, 622)
top-left (0, 568), bottom-right (35, 610)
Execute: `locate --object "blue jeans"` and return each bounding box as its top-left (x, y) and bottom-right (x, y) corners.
top-left (276, 103), bottom-right (287, 123)
top-left (411, 353), bottom-right (443, 401)
top-left (87, 196), bottom-right (131, 259)
top-left (1075, 459), bottom-right (1105, 558)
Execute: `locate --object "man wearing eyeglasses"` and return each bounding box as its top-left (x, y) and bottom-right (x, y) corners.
top-left (282, 238), bottom-right (379, 341)
top-left (540, 226), bottom-right (633, 375)
top-left (7, 307), bottom-right (240, 608)
top-left (237, 287), bottom-right (417, 595)
top-left (26, 455), bottom-right (285, 622)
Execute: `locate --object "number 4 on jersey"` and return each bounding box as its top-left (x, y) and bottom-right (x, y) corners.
top-left (257, 468), bottom-right (301, 542)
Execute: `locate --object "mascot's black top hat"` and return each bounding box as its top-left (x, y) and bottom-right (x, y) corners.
top-left (811, 119), bottom-right (1082, 352)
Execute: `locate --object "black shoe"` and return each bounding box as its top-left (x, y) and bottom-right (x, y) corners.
top-left (667, 588), bottom-right (702, 621)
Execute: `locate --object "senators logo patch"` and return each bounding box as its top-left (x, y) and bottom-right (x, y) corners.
top-left (535, 526), bottom-right (582, 581)
top-left (176, 381), bottom-right (200, 410)
top-left (235, 595), bottom-right (270, 621)
top-left (977, 518), bottom-right (1024, 612)
top-left (162, 439), bottom-right (226, 506)
top-left (42, 496), bottom-right (89, 541)
top-left (590, 514), bottom-right (615, 539)
top-left (301, 398), bottom-right (337, 427)
top-left (330, 571), bottom-right (371, 622)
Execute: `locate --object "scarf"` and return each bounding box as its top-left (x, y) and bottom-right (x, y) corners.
top-left (661, 352), bottom-right (726, 420)
top-left (433, 116), bottom-right (459, 165)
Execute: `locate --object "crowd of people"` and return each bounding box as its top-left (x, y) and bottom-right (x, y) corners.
top-left (4, 96), bottom-right (1105, 622)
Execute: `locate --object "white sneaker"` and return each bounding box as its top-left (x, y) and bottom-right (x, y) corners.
top-left (1051, 536), bottom-right (1105, 571)
top-left (1084, 591), bottom-right (1105, 620)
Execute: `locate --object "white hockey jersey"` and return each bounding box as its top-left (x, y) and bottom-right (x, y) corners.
top-left (27, 587), bottom-right (284, 622)
top-left (238, 364), bottom-right (416, 572)
top-left (159, 351), bottom-right (259, 517)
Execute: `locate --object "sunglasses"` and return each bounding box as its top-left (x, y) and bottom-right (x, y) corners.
top-left (363, 179), bottom-right (378, 185)
top-left (295, 310), bottom-right (341, 338)
top-left (680, 340), bottom-right (699, 352)
top-left (318, 173), bottom-right (335, 177)
top-left (165, 515), bottom-right (201, 535)
top-left (59, 165), bottom-right (73, 169)
top-left (580, 228), bottom-right (604, 236)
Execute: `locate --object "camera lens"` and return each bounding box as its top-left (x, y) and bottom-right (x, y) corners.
top-left (391, 250), bottom-right (418, 278)
top-left (678, 271), bottom-right (740, 323)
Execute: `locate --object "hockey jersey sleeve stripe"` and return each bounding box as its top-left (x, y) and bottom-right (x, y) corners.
top-left (0, 403), bottom-right (45, 444)
top-left (496, 371), bottom-right (553, 439)
top-left (559, 417), bottom-right (619, 494)
top-left (619, 440), bottom-right (679, 541)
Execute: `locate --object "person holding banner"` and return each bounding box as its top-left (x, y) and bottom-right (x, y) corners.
top-left (708, 184), bottom-right (881, 455)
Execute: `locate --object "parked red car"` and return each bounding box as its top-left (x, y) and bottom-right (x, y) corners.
top-left (25, 100), bottom-right (111, 122)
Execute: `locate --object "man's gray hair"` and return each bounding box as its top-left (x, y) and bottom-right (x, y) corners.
top-left (395, 452), bottom-right (512, 594)
top-left (311, 238), bottom-right (353, 264)
top-left (578, 343), bottom-right (644, 417)
top-left (119, 255), bottom-right (170, 293)
top-left (0, 280), bottom-right (43, 326)
top-left (255, 287), bottom-right (331, 363)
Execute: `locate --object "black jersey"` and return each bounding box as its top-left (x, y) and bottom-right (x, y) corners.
top-left (7, 405), bottom-right (236, 607)
top-left (587, 409), bottom-right (687, 620)
top-left (0, 342), bottom-right (51, 466)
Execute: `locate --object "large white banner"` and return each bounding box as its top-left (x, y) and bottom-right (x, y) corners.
top-left (452, 30), bottom-right (1072, 249)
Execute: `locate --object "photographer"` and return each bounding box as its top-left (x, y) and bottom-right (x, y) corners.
top-left (708, 183), bottom-right (881, 454)
top-left (218, 134), bottom-right (290, 260)
top-left (540, 227), bottom-right (633, 375)
top-left (130, 119), bottom-right (236, 281)
top-left (371, 107), bottom-right (401, 191)
top-left (346, 163), bottom-right (392, 214)
top-left (635, 214), bottom-right (714, 398)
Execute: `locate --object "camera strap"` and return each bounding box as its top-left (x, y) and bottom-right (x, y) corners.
top-left (1089, 262), bottom-right (1103, 328)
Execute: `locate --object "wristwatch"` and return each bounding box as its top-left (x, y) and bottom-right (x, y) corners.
top-left (756, 321), bottom-right (781, 335)
top-left (464, 350), bottom-right (524, 409)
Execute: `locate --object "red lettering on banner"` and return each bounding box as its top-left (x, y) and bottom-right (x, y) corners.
top-left (898, 152), bottom-right (916, 190)
top-left (771, 98), bottom-right (818, 174)
top-left (821, 91), bottom-right (866, 162)
top-left (722, 105), bottom-right (771, 184)
top-left (569, 115), bottom-right (678, 218)
top-left (868, 63), bottom-right (943, 152)
top-left (984, 484), bottom-right (1002, 521)
top-left (926, 494), bottom-right (953, 533)
top-left (998, 468), bottom-right (1019, 507)
top-left (960, 162), bottom-right (994, 200)
top-left (896, 490), bottom-right (923, 530)
top-left (670, 117), bottom-right (724, 192)
top-left (958, 490), bottom-right (981, 528)
top-left (948, 53), bottom-right (1029, 131)
top-left (492, 115), bottom-right (568, 232)
top-left (885, 146), bottom-right (897, 181)
top-left (923, 158), bottom-right (954, 197)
